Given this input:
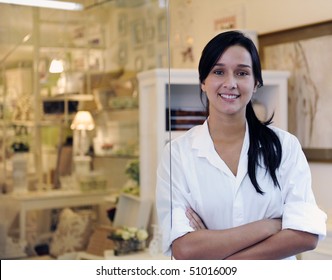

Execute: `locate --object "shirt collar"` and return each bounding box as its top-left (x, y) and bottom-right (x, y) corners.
top-left (191, 119), bottom-right (250, 160)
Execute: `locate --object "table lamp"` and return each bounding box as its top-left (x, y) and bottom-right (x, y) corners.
top-left (71, 111), bottom-right (95, 176)
top-left (70, 110), bottom-right (95, 157)
top-left (49, 59), bottom-right (64, 73)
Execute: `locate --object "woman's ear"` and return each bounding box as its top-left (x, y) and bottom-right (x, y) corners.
top-left (201, 82), bottom-right (206, 93)
top-left (253, 82), bottom-right (259, 93)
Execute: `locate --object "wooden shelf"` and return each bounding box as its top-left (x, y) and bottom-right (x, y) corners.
top-left (42, 94), bottom-right (94, 102)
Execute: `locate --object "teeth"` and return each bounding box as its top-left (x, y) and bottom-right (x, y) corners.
top-left (218, 94), bottom-right (238, 99)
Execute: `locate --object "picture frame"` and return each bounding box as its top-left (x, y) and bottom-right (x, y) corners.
top-left (117, 13), bottom-right (128, 37)
top-left (259, 20), bottom-right (332, 162)
top-left (157, 12), bottom-right (167, 42)
top-left (131, 19), bottom-right (145, 49)
top-left (118, 41), bottom-right (128, 66)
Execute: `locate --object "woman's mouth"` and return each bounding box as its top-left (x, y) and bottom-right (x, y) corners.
top-left (217, 93), bottom-right (239, 100)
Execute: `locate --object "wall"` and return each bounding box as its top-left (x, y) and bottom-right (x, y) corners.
top-left (170, 0), bottom-right (332, 69)
top-left (169, 0), bottom-right (332, 217)
top-left (106, 2), bottom-right (168, 72)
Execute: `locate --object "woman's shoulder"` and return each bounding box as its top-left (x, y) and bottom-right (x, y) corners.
top-left (168, 123), bottom-right (207, 150)
top-left (171, 124), bottom-right (203, 143)
top-left (268, 125), bottom-right (302, 148)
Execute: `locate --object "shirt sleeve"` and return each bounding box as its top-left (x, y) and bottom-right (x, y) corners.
top-left (279, 134), bottom-right (327, 239)
top-left (156, 142), bottom-right (194, 256)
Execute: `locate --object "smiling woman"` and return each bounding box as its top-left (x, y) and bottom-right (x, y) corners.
top-left (156, 30), bottom-right (327, 260)
top-left (201, 45), bottom-right (257, 120)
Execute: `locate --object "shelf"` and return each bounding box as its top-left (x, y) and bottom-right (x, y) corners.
top-left (42, 94), bottom-right (94, 102)
top-left (38, 44), bottom-right (106, 51)
top-left (93, 154), bottom-right (138, 159)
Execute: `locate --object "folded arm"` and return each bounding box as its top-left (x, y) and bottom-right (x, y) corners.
top-left (172, 212), bottom-right (281, 260)
top-left (225, 229), bottom-right (318, 260)
top-left (179, 208), bottom-right (318, 260)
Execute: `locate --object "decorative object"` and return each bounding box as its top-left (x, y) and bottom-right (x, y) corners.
top-left (49, 208), bottom-right (94, 258)
top-left (71, 111), bottom-right (95, 178)
top-left (117, 13), bottom-right (128, 37)
top-left (49, 59), bottom-right (64, 73)
top-left (259, 20), bottom-right (332, 162)
top-left (148, 224), bottom-right (162, 256)
top-left (134, 56), bottom-right (144, 72)
top-left (131, 19), bottom-right (145, 49)
top-left (78, 171), bottom-right (108, 192)
top-left (118, 41), bottom-right (128, 66)
top-left (11, 141), bottom-right (29, 193)
top-left (212, 4), bottom-right (246, 32)
top-left (108, 226), bottom-right (148, 256)
top-left (70, 111), bottom-right (95, 157)
top-left (122, 159), bottom-right (139, 196)
top-left (157, 12), bottom-right (167, 42)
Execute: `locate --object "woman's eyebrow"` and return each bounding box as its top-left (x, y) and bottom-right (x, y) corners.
top-left (213, 63), bottom-right (252, 68)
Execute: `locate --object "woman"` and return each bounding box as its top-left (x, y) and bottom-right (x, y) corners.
top-left (156, 31), bottom-right (326, 260)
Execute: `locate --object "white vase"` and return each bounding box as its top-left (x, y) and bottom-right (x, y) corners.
top-left (12, 152), bottom-right (28, 193)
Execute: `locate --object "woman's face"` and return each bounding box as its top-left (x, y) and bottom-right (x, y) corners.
top-left (201, 45), bottom-right (257, 119)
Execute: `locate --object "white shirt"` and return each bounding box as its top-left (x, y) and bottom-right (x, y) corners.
top-left (156, 120), bottom-right (327, 259)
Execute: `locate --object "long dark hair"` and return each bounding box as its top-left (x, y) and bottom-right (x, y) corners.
top-left (198, 31), bottom-right (282, 194)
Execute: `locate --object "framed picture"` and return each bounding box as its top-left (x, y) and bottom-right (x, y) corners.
top-left (259, 20), bottom-right (332, 162)
top-left (118, 41), bottom-right (128, 66)
top-left (131, 19), bottom-right (145, 49)
top-left (117, 13), bottom-right (128, 37)
top-left (157, 12), bottom-right (167, 42)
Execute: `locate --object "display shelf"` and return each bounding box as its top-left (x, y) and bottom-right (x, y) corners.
top-left (0, 8), bottom-right (107, 192)
top-left (41, 94), bottom-right (94, 102)
top-left (94, 154), bottom-right (138, 159)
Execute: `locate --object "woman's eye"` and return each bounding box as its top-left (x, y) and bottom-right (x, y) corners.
top-left (213, 70), bottom-right (224, 75)
top-left (237, 71), bottom-right (249, 76)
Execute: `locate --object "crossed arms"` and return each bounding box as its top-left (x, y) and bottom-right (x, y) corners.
top-left (171, 208), bottom-right (318, 260)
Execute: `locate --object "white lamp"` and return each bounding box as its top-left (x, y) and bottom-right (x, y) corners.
top-left (70, 111), bottom-right (95, 157)
top-left (49, 59), bottom-right (64, 73)
top-left (71, 111), bottom-right (95, 176)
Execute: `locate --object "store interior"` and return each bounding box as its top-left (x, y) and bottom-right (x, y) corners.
top-left (0, 0), bottom-right (331, 260)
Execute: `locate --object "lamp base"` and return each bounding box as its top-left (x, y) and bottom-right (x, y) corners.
top-left (74, 156), bottom-right (92, 175)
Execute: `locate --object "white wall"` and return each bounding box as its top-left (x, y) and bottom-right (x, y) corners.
top-left (170, 0), bottom-right (332, 68)
top-left (310, 163), bottom-right (332, 218)
top-left (170, 0), bottom-right (332, 218)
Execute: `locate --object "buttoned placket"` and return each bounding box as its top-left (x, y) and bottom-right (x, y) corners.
top-left (192, 121), bottom-right (250, 226)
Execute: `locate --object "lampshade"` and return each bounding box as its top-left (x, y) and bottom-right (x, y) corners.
top-left (70, 111), bottom-right (95, 130)
top-left (49, 59), bottom-right (64, 73)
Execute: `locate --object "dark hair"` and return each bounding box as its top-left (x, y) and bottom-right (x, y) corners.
top-left (198, 30), bottom-right (282, 194)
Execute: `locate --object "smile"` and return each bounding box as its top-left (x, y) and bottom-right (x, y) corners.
top-left (218, 93), bottom-right (239, 100)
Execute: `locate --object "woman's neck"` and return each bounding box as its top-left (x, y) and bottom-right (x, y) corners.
top-left (207, 114), bottom-right (246, 143)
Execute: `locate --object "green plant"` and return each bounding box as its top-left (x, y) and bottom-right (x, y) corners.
top-left (125, 159), bottom-right (139, 184)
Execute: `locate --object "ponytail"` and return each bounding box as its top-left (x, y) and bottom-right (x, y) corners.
top-left (246, 102), bottom-right (282, 194)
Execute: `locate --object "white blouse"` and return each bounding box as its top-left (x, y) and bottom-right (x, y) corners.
top-left (156, 120), bottom-right (327, 259)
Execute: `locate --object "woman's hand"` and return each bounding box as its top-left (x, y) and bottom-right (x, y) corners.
top-left (186, 208), bottom-right (207, 230)
top-left (267, 218), bottom-right (282, 235)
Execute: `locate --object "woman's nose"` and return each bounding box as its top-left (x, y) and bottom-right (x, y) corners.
top-left (222, 75), bottom-right (237, 89)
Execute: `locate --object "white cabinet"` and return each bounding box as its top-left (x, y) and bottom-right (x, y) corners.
top-left (138, 68), bottom-right (290, 200)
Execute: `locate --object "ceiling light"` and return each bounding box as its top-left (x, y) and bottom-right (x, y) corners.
top-left (0, 0), bottom-right (83, 11)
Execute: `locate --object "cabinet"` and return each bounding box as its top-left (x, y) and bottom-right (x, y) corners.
top-left (137, 68), bottom-right (290, 201)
